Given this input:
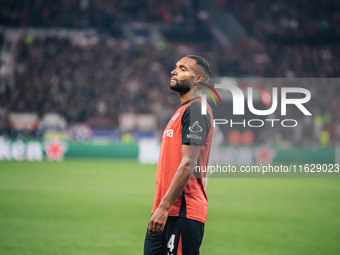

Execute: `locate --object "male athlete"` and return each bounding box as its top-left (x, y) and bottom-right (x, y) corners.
top-left (144, 55), bottom-right (213, 254)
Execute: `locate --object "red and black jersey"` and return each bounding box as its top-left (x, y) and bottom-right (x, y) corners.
top-left (151, 97), bottom-right (213, 224)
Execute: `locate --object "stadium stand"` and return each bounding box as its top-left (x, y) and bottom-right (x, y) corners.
top-left (0, 0), bottom-right (339, 147)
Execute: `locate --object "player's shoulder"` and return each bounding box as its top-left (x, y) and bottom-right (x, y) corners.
top-left (185, 99), bottom-right (212, 117)
top-left (181, 99), bottom-right (211, 125)
top-left (181, 100), bottom-right (200, 117)
top-left (183, 99), bottom-right (203, 111)
top-left (190, 100), bottom-right (202, 108)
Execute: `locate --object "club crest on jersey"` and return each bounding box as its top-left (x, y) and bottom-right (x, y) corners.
top-left (163, 127), bottom-right (173, 138)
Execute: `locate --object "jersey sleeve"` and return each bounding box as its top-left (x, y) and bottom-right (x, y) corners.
top-left (181, 101), bottom-right (211, 146)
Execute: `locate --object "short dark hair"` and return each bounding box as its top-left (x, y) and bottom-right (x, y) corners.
top-left (186, 55), bottom-right (211, 82)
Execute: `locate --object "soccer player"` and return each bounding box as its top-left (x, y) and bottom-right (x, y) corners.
top-left (144, 55), bottom-right (213, 254)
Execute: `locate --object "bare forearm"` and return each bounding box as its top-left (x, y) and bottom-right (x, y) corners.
top-left (158, 160), bottom-right (192, 211)
top-left (148, 145), bottom-right (201, 235)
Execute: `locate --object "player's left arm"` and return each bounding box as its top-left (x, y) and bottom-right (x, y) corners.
top-left (148, 144), bottom-right (202, 236)
top-left (148, 102), bottom-right (211, 236)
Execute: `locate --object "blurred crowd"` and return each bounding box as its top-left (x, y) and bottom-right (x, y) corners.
top-left (0, 0), bottom-right (339, 147)
top-left (218, 0), bottom-right (340, 42)
top-left (10, 36), bottom-right (171, 121)
top-left (0, 0), bottom-right (210, 39)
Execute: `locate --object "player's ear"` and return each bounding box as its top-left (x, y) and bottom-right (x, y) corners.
top-left (195, 74), bottom-right (204, 83)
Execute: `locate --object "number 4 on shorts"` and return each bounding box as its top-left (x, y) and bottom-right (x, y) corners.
top-left (167, 234), bottom-right (175, 252)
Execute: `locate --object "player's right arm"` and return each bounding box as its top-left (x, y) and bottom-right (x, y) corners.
top-left (148, 144), bottom-right (202, 236)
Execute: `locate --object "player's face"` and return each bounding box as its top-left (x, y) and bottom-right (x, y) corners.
top-left (170, 57), bottom-right (197, 93)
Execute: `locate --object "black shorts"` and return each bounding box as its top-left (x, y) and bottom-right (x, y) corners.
top-left (144, 216), bottom-right (205, 255)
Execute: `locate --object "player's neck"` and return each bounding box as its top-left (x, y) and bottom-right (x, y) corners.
top-left (179, 88), bottom-right (200, 104)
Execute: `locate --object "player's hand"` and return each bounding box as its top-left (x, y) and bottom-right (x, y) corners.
top-left (148, 207), bottom-right (168, 236)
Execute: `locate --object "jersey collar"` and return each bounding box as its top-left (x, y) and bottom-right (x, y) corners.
top-left (181, 97), bottom-right (200, 106)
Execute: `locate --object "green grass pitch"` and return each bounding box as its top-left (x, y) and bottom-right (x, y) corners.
top-left (0, 160), bottom-right (339, 255)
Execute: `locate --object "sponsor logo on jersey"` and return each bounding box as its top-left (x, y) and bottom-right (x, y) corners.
top-left (163, 127), bottom-right (173, 138)
top-left (189, 121), bottom-right (202, 134)
top-left (172, 112), bottom-right (181, 121)
top-left (187, 121), bottom-right (203, 141)
top-left (186, 133), bottom-right (202, 141)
